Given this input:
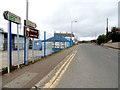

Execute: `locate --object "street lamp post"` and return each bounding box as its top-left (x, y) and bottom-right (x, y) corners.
top-left (71, 20), bottom-right (77, 34)
top-left (70, 20), bottom-right (77, 46)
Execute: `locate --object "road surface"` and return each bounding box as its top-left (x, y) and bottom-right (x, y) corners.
top-left (56, 44), bottom-right (118, 88)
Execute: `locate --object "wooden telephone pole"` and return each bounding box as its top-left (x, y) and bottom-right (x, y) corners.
top-left (106, 18), bottom-right (108, 37)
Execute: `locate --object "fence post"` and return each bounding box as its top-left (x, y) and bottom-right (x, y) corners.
top-left (72, 40), bottom-right (74, 46)
top-left (69, 40), bottom-right (71, 47)
top-left (17, 24), bottom-right (20, 68)
top-left (59, 35), bottom-right (61, 50)
top-left (32, 38), bottom-right (34, 62)
top-left (44, 31), bottom-right (46, 57)
top-left (54, 33), bottom-right (56, 52)
top-left (70, 39), bottom-right (73, 47)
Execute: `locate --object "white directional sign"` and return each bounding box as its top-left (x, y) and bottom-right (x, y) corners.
top-left (24, 20), bottom-right (37, 28)
top-left (3, 11), bottom-right (21, 24)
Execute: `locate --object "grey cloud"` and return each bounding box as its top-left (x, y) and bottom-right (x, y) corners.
top-left (40, 0), bottom-right (118, 40)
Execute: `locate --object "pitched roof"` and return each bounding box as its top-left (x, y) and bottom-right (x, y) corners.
top-left (42, 33), bottom-right (71, 42)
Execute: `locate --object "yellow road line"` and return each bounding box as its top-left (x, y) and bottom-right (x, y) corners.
top-left (43, 53), bottom-right (74, 88)
top-left (43, 51), bottom-right (77, 88)
top-left (50, 51), bottom-right (77, 88)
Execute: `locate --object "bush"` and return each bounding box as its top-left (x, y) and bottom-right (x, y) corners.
top-left (97, 35), bottom-right (109, 45)
top-left (108, 27), bottom-right (120, 42)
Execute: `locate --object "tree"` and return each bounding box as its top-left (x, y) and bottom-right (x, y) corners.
top-left (108, 27), bottom-right (120, 42)
top-left (97, 34), bottom-right (109, 45)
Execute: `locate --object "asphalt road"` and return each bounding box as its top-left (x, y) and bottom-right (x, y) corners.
top-left (56, 44), bottom-right (118, 88)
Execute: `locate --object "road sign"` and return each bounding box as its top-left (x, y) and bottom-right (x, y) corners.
top-left (3, 11), bottom-right (21, 24)
top-left (29, 28), bottom-right (39, 38)
top-left (24, 20), bottom-right (37, 28)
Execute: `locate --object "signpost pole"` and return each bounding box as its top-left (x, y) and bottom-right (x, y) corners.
top-left (17, 24), bottom-right (20, 68)
top-left (24, 0), bottom-right (29, 65)
top-left (7, 21), bottom-right (12, 73)
top-left (10, 22), bottom-right (12, 71)
top-left (7, 21), bottom-right (10, 73)
top-left (26, 0), bottom-right (29, 64)
top-left (24, 27), bottom-right (27, 65)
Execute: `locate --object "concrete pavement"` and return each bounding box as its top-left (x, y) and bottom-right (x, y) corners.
top-left (56, 44), bottom-right (118, 88)
top-left (103, 42), bottom-right (120, 50)
top-left (102, 42), bottom-right (120, 50)
top-left (2, 46), bottom-right (77, 88)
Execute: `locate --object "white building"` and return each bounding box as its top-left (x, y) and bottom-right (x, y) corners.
top-left (0, 28), bottom-right (4, 50)
top-left (0, 28), bottom-right (24, 51)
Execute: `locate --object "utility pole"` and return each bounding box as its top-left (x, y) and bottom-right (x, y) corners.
top-left (24, 0), bottom-right (29, 65)
top-left (106, 18), bottom-right (108, 37)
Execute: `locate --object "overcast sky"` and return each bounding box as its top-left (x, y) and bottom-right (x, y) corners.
top-left (0, 0), bottom-right (119, 40)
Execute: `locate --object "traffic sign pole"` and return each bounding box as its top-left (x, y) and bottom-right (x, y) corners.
top-left (7, 21), bottom-right (10, 73)
top-left (7, 21), bottom-right (12, 73)
top-left (24, 0), bottom-right (29, 65)
top-left (24, 29), bottom-right (27, 65)
top-left (10, 22), bottom-right (12, 71)
top-left (26, 0), bottom-right (29, 65)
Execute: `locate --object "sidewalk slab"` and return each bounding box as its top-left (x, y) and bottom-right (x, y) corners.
top-left (2, 46), bottom-right (76, 88)
top-left (103, 42), bottom-right (120, 50)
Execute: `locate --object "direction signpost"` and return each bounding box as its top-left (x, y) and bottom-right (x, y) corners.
top-left (3, 11), bottom-right (21, 24)
top-left (29, 28), bottom-right (39, 38)
top-left (3, 11), bottom-right (21, 73)
top-left (24, 19), bottom-right (39, 64)
top-left (24, 20), bottom-right (37, 28)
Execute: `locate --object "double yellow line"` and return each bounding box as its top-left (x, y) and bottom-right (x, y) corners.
top-left (43, 51), bottom-right (77, 88)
